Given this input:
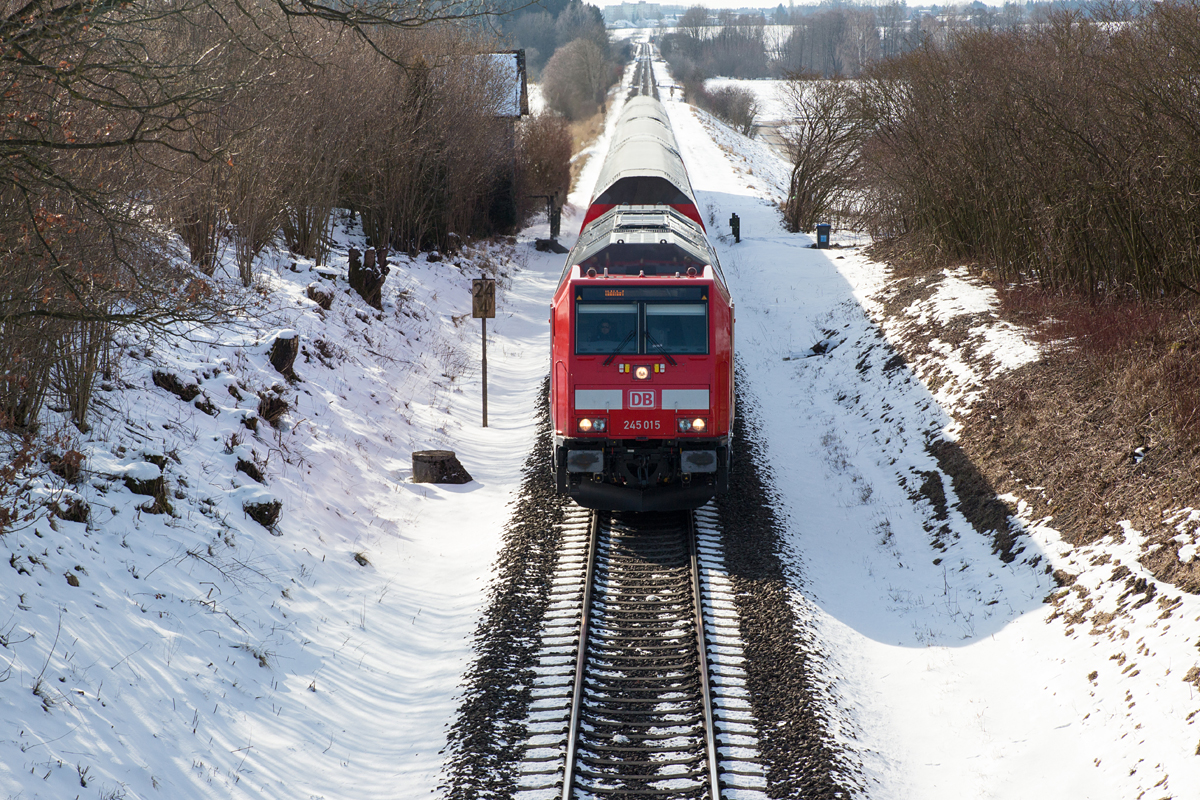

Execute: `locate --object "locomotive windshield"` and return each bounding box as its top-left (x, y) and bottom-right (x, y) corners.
top-left (575, 288), bottom-right (708, 355)
top-left (576, 303), bottom-right (638, 355)
top-left (645, 303), bottom-right (707, 354)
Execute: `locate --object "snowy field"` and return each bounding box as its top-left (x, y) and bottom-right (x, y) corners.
top-left (3, 38), bottom-right (1200, 800)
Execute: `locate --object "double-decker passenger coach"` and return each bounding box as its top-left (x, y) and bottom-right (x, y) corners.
top-left (550, 96), bottom-right (733, 512)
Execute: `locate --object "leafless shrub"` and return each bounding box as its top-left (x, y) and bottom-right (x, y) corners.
top-left (168, 163), bottom-right (226, 276)
top-left (434, 339), bottom-right (472, 381)
top-left (542, 37), bottom-right (612, 121)
top-left (54, 319), bottom-right (113, 433)
top-left (696, 84), bottom-right (760, 136)
top-left (855, 5), bottom-right (1200, 298)
top-left (779, 77), bottom-right (870, 233)
top-left (228, 151), bottom-right (287, 288)
top-left (276, 54), bottom-right (357, 266)
top-left (516, 112), bottom-right (572, 225)
top-left (0, 319), bottom-right (57, 431)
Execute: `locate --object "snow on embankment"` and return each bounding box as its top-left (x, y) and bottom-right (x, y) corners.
top-left (0, 216), bottom-right (567, 799)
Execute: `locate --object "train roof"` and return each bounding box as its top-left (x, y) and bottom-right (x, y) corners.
top-left (560, 206), bottom-right (726, 285)
top-left (589, 97), bottom-right (697, 210)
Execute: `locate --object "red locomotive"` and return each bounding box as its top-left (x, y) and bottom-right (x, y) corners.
top-left (550, 96), bottom-right (733, 512)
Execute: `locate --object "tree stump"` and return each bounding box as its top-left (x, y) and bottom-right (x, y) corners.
top-left (269, 332), bottom-right (299, 380)
top-left (306, 283), bottom-right (333, 310)
top-left (412, 450), bottom-right (473, 484)
top-left (349, 246), bottom-right (390, 310)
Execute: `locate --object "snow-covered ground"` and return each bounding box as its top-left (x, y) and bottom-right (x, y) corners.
top-left (3, 38), bottom-right (1200, 800)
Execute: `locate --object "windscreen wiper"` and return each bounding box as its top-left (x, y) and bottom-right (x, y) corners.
top-left (602, 330), bottom-right (636, 366)
top-left (643, 332), bottom-right (678, 366)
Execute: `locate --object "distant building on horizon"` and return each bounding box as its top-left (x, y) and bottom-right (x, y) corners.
top-left (604, 1), bottom-right (664, 24)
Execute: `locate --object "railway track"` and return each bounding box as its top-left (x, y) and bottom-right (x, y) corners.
top-left (516, 506), bottom-right (768, 800)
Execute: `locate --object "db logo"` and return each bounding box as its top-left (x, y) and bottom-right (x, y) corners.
top-left (627, 391), bottom-right (655, 409)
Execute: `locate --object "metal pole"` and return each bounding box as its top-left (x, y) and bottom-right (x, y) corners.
top-left (482, 315), bottom-right (488, 428)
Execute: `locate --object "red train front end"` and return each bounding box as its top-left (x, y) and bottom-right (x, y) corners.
top-left (550, 206), bottom-right (734, 511)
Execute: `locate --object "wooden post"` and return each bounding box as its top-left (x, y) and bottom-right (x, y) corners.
top-left (482, 315), bottom-right (488, 428)
top-left (472, 276), bottom-right (496, 428)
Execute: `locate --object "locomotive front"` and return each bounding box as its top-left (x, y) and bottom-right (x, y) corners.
top-left (550, 207), bottom-right (733, 512)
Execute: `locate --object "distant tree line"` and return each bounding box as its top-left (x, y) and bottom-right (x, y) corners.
top-left (784, 1), bottom-right (1200, 299)
top-left (661, 0), bottom-right (1132, 83)
top-left (0, 0), bottom-right (572, 436)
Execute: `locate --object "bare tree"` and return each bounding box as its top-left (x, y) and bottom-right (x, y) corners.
top-left (678, 6), bottom-right (710, 58)
top-left (679, 6), bottom-right (710, 39)
top-left (837, 9), bottom-right (881, 78)
top-left (781, 77), bottom-right (871, 233)
top-left (542, 37), bottom-right (610, 121)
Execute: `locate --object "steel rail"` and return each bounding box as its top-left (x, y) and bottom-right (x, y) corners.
top-left (561, 510), bottom-right (600, 800)
top-left (689, 510), bottom-right (723, 800)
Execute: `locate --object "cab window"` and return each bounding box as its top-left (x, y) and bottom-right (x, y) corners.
top-left (644, 303), bottom-right (708, 354)
top-left (576, 303), bottom-right (638, 355)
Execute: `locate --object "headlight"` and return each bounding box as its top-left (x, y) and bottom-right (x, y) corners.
top-left (634, 365), bottom-right (650, 380)
top-left (578, 418), bottom-right (607, 433)
top-left (691, 417), bottom-right (706, 432)
top-left (678, 417), bottom-right (707, 433)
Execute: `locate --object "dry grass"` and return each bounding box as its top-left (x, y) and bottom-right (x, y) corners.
top-left (568, 110), bottom-right (606, 194)
top-left (872, 257), bottom-right (1200, 594)
top-left (997, 287), bottom-right (1200, 445)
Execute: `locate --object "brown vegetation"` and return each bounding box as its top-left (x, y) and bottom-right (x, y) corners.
top-left (853, 4), bottom-right (1200, 298)
top-left (841, 7), bottom-right (1200, 591)
top-left (781, 78), bottom-right (869, 233)
top-left (1, 0), bottom-right (536, 444)
top-left (541, 37), bottom-right (617, 121)
top-left (516, 112), bottom-right (573, 225)
top-left (873, 245), bottom-right (1200, 594)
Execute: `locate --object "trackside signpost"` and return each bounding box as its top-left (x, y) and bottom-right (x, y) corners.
top-left (472, 276), bottom-right (496, 427)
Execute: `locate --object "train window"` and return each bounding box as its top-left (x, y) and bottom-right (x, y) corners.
top-left (577, 303), bottom-right (638, 355)
top-left (644, 303), bottom-right (708, 354)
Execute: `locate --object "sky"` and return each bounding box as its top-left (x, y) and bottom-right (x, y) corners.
top-left (3, 32), bottom-right (1200, 800)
